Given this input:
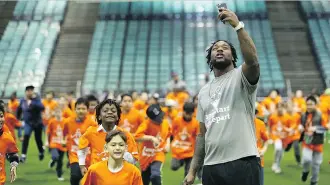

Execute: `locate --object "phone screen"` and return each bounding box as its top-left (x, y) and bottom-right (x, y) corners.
top-left (217, 3), bottom-right (227, 10)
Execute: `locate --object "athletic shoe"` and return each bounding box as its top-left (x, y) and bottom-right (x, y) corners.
top-left (58, 177), bottom-right (65, 181)
top-left (271, 163), bottom-right (277, 172)
top-left (310, 181), bottom-right (317, 185)
top-left (39, 153), bottom-right (44, 161)
top-left (301, 171), bottom-right (309, 182)
top-left (48, 160), bottom-right (56, 168)
top-left (19, 156), bottom-right (26, 163)
top-left (274, 167), bottom-right (281, 174)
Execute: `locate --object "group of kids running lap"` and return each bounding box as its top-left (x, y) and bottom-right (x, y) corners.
top-left (0, 87), bottom-right (330, 185)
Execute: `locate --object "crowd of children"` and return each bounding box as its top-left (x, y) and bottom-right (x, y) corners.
top-left (0, 86), bottom-right (329, 185)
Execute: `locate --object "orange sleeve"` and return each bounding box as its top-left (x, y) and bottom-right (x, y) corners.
top-left (6, 134), bottom-right (19, 153)
top-left (132, 169), bottom-right (143, 185)
top-left (81, 167), bottom-right (95, 185)
top-left (125, 131), bottom-right (139, 161)
top-left (134, 121), bottom-right (148, 139)
top-left (46, 120), bottom-right (52, 134)
top-left (321, 114), bottom-right (328, 127)
top-left (8, 114), bottom-right (21, 128)
top-left (78, 128), bottom-right (90, 150)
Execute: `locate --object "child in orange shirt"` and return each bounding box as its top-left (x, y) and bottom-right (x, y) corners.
top-left (268, 103), bottom-right (292, 174)
top-left (78, 99), bottom-right (139, 175)
top-left (42, 91), bottom-right (58, 127)
top-left (63, 97), bottom-right (96, 185)
top-left (119, 94), bottom-right (144, 134)
top-left (301, 96), bottom-right (328, 185)
top-left (0, 100), bottom-right (22, 141)
top-left (46, 107), bottom-right (67, 181)
top-left (171, 102), bottom-right (199, 177)
top-left (135, 104), bottom-right (171, 185)
top-left (81, 130), bottom-right (143, 185)
top-left (0, 104), bottom-right (19, 184)
top-left (254, 109), bottom-right (269, 185)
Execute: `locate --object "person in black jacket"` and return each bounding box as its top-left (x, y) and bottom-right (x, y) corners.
top-left (300, 95), bottom-right (328, 185)
top-left (17, 85), bottom-right (45, 163)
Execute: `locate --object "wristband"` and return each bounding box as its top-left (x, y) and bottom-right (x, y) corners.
top-left (234, 21), bottom-right (244, 31)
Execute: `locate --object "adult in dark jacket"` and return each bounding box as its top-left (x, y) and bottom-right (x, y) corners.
top-left (17, 85), bottom-right (45, 163)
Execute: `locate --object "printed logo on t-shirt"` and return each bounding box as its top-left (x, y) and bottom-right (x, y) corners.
top-left (205, 98), bottom-right (231, 129)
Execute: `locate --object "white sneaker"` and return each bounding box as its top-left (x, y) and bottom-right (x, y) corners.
top-left (271, 163), bottom-right (277, 172)
top-left (58, 177), bottom-right (65, 181)
top-left (274, 167), bottom-right (281, 174)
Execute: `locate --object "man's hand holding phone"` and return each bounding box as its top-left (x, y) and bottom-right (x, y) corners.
top-left (216, 3), bottom-right (240, 28)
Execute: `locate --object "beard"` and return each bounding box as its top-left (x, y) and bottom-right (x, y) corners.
top-left (211, 59), bottom-right (232, 70)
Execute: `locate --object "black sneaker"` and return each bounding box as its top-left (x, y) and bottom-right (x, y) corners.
top-left (39, 153), bottom-right (44, 161)
top-left (48, 160), bottom-right (56, 168)
top-left (301, 171), bottom-right (309, 182)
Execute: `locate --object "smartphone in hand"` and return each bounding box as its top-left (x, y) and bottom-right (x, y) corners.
top-left (217, 3), bottom-right (227, 11)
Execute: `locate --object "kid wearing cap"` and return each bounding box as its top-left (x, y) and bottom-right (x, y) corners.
top-left (135, 104), bottom-right (171, 185)
top-left (171, 102), bottom-right (200, 178)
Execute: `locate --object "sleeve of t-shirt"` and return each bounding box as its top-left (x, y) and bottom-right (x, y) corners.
top-left (133, 169), bottom-right (143, 185)
top-left (78, 129), bottom-right (90, 150)
top-left (134, 121), bottom-right (148, 139)
top-left (6, 134), bottom-right (19, 154)
top-left (80, 168), bottom-right (94, 185)
top-left (239, 66), bottom-right (258, 94)
top-left (125, 131), bottom-right (140, 161)
top-left (196, 95), bottom-right (205, 124)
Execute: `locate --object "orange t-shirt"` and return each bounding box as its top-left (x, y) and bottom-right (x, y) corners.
top-left (78, 125), bottom-right (139, 166)
top-left (171, 116), bottom-right (199, 159)
top-left (4, 113), bottom-right (21, 141)
top-left (81, 161), bottom-right (143, 185)
top-left (63, 116), bottom-right (96, 164)
top-left (162, 107), bottom-right (179, 124)
top-left (268, 113), bottom-right (292, 142)
top-left (254, 118), bottom-right (269, 167)
top-left (292, 97), bottom-right (306, 113)
top-left (135, 119), bottom-right (171, 171)
top-left (288, 112), bottom-right (302, 141)
top-left (62, 107), bottom-right (74, 119)
top-left (119, 108), bottom-right (144, 134)
top-left (0, 132), bottom-right (19, 184)
top-left (133, 100), bottom-right (147, 112)
top-left (47, 118), bottom-right (67, 152)
top-left (166, 92), bottom-right (189, 110)
top-left (262, 97), bottom-right (276, 113)
top-left (302, 113), bottom-right (328, 153)
top-left (8, 99), bottom-right (19, 114)
top-left (42, 99), bottom-right (58, 126)
top-left (87, 112), bottom-right (96, 123)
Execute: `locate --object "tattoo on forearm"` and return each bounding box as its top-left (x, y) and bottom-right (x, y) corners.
top-left (190, 134), bottom-right (205, 173)
top-left (237, 29), bottom-right (258, 64)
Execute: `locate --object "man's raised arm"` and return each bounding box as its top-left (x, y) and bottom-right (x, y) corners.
top-left (218, 7), bottom-right (260, 84)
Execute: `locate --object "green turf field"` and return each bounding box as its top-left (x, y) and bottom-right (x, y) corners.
top-left (5, 139), bottom-right (330, 185)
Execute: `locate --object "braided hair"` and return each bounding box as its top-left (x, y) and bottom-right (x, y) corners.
top-left (95, 99), bottom-right (121, 125)
top-left (205, 40), bottom-right (238, 71)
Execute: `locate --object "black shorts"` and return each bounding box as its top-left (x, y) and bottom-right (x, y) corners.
top-left (202, 156), bottom-right (261, 185)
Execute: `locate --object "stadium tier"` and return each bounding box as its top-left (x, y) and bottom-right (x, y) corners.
top-left (0, 21), bottom-right (60, 97)
top-left (13, 0), bottom-right (67, 21)
top-left (300, 0), bottom-right (330, 17)
top-left (99, 0), bottom-right (267, 18)
top-left (83, 0), bottom-right (283, 94)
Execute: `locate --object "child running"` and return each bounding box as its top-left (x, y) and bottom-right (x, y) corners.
top-left (81, 130), bottom-right (143, 185)
top-left (170, 102), bottom-right (199, 177)
top-left (0, 104), bottom-right (19, 184)
top-left (135, 104), bottom-right (171, 185)
top-left (78, 99), bottom-right (139, 175)
top-left (45, 107), bottom-right (66, 181)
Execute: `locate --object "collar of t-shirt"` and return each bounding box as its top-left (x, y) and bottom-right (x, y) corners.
top-left (97, 124), bottom-right (116, 132)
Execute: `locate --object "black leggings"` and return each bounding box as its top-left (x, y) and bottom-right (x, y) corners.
top-left (70, 162), bottom-right (83, 185)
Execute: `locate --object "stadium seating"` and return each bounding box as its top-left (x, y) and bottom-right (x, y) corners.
top-left (13, 0), bottom-right (67, 21)
top-left (84, 1), bottom-right (283, 94)
top-left (99, 0), bottom-right (267, 18)
top-left (300, 0), bottom-right (330, 17)
top-left (0, 21), bottom-right (60, 97)
top-left (307, 19), bottom-right (330, 86)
